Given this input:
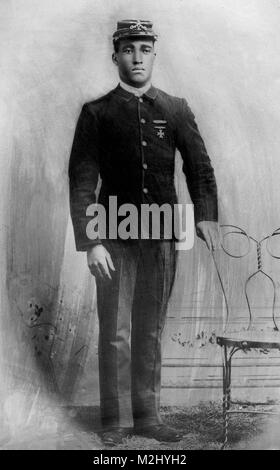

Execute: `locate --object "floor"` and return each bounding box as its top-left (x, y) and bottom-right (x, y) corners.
top-left (1, 402), bottom-right (280, 450)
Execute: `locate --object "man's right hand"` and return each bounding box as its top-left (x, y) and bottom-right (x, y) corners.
top-left (87, 245), bottom-right (115, 281)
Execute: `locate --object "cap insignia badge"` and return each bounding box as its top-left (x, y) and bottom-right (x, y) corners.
top-left (130, 20), bottom-right (148, 32)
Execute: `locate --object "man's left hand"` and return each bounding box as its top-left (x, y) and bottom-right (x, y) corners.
top-left (196, 221), bottom-right (221, 251)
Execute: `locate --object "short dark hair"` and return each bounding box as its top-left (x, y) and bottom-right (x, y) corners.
top-left (113, 37), bottom-right (155, 53)
top-left (113, 40), bottom-right (121, 53)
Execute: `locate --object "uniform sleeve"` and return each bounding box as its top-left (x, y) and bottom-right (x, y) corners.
top-left (68, 104), bottom-right (102, 251)
top-left (175, 98), bottom-right (218, 225)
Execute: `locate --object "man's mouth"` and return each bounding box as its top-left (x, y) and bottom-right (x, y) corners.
top-left (132, 68), bottom-right (145, 71)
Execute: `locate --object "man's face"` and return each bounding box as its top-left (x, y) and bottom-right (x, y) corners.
top-left (112, 39), bottom-right (156, 88)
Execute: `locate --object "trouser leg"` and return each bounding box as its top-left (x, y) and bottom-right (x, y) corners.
top-left (96, 240), bottom-right (138, 429)
top-left (131, 240), bottom-right (177, 428)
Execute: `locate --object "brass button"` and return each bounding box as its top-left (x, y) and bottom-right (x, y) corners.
top-left (139, 97), bottom-right (143, 103)
top-left (143, 163), bottom-right (148, 170)
top-left (143, 188), bottom-right (148, 194)
top-left (140, 118), bottom-right (146, 124)
top-left (142, 140), bottom-right (147, 146)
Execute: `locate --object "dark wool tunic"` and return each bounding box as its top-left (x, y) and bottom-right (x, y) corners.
top-left (69, 84), bottom-right (218, 250)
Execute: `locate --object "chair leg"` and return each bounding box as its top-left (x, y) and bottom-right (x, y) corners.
top-left (221, 345), bottom-right (231, 450)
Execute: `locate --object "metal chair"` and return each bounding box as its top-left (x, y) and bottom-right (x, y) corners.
top-left (212, 225), bottom-right (280, 449)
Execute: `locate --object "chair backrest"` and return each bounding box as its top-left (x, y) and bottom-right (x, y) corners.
top-left (211, 225), bottom-right (280, 333)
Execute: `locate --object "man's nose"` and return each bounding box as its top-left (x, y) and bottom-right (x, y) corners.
top-left (133, 50), bottom-right (143, 64)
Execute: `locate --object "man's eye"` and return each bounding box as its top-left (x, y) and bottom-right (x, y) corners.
top-left (143, 49), bottom-right (151, 54)
top-left (123, 48), bottom-right (132, 54)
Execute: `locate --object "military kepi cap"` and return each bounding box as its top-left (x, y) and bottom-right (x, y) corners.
top-left (113, 20), bottom-right (158, 42)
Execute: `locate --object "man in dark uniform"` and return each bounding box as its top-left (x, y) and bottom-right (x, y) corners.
top-left (69, 20), bottom-right (220, 445)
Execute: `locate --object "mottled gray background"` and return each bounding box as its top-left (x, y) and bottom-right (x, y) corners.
top-left (1, 0), bottom-right (280, 445)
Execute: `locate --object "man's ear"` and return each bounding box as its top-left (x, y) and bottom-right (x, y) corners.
top-left (112, 52), bottom-right (118, 66)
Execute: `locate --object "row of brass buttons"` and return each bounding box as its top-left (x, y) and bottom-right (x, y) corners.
top-left (139, 97), bottom-right (148, 194)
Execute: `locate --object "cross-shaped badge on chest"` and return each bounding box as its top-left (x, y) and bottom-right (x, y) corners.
top-left (157, 129), bottom-right (165, 139)
top-left (153, 121), bottom-right (167, 140)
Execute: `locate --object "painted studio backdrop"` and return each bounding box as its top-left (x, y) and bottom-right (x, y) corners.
top-left (1, 0), bottom-right (280, 435)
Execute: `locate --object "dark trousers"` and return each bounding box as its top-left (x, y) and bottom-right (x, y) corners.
top-left (96, 239), bottom-right (177, 429)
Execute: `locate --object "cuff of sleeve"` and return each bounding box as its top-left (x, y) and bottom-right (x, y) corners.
top-left (194, 201), bottom-right (218, 225)
top-left (75, 239), bottom-right (103, 252)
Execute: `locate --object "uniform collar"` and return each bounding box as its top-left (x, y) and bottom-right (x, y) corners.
top-left (119, 80), bottom-right (152, 97)
top-left (113, 83), bottom-right (158, 102)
